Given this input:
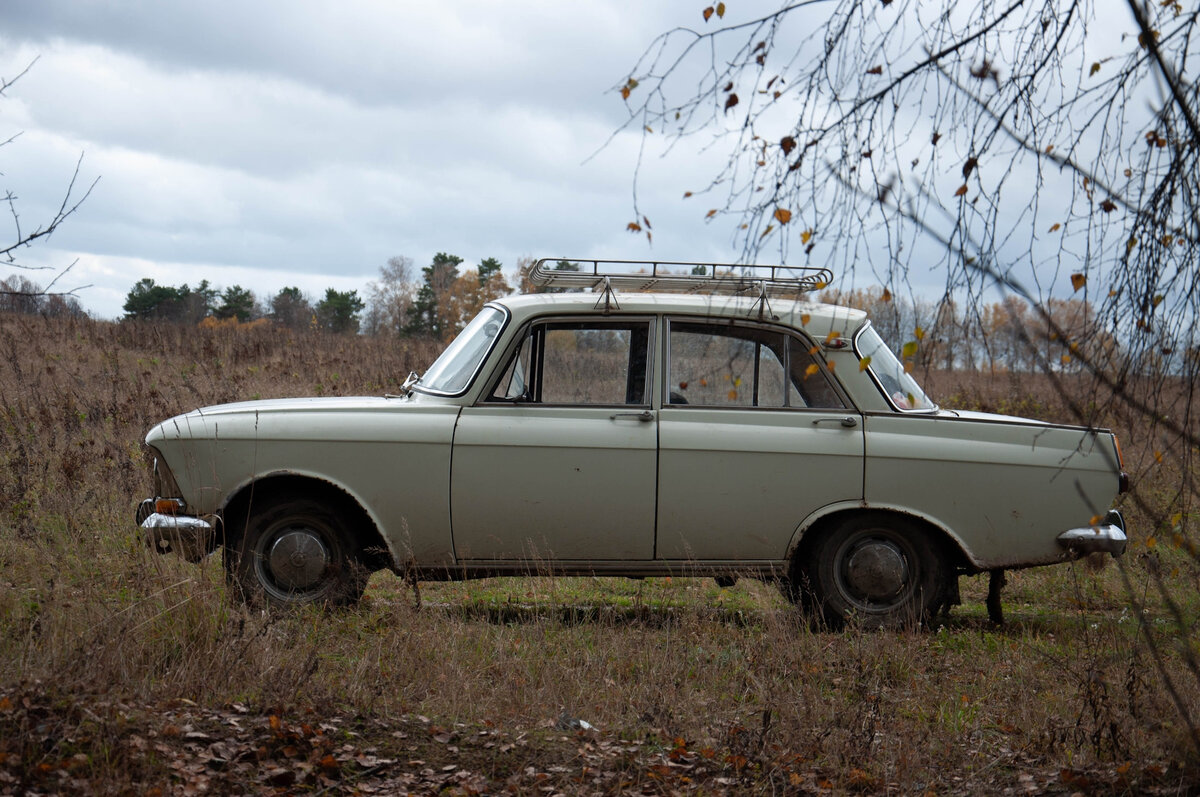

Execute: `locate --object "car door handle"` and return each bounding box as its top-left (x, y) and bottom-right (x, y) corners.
top-left (812, 416), bottom-right (858, 428)
top-left (610, 410), bottom-right (655, 422)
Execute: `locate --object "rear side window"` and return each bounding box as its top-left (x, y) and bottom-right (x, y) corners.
top-left (667, 321), bottom-right (845, 409)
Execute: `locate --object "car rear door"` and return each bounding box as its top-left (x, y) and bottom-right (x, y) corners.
top-left (655, 318), bottom-right (864, 561)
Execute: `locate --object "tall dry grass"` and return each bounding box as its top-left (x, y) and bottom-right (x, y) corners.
top-left (1, 312), bottom-right (1198, 793)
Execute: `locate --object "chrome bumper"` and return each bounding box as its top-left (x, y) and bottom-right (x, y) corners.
top-left (1057, 510), bottom-right (1128, 557)
top-left (138, 499), bottom-right (215, 562)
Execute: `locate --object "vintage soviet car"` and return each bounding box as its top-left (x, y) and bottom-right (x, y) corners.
top-left (137, 259), bottom-right (1128, 626)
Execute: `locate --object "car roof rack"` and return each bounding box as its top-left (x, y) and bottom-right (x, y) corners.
top-left (528, 258), bottom-right (833, 315)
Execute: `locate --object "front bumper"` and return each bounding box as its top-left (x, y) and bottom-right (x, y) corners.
top-left (1057, 509), bottom-right (1128, 557)
top-left (137, 498), bottom-right (215, 562)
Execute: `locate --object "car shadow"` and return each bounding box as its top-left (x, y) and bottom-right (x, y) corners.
top-left (411, 599), bottom-right (1138, 637)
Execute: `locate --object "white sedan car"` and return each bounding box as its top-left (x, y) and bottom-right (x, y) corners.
top-left (137, 260), bottom-right (1128, 627)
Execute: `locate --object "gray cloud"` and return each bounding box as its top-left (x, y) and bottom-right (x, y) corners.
top-left (0, 2), bottom-right (754, 318)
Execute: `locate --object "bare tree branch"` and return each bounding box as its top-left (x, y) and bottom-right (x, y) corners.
top-left (1, 57), bottom-right (96, 302)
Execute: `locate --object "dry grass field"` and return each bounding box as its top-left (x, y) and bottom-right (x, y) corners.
top-left (1, 312), bottom-right (1198, 794)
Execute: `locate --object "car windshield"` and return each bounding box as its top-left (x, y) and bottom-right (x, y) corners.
top-left (413, 305), bottom-right (507, 395)
top-left (856, 326), bottom-right (936, 411)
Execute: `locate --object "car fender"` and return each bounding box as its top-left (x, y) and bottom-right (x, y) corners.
top-left (785, 500), bottom-right (976, 569)
top-left (215, 467), bottom-right (403, 569)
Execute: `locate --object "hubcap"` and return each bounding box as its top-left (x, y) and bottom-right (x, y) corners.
top-left (844, 538), bottom-right (909, 602)
top-left (267, 528), bottom-right (329, 591)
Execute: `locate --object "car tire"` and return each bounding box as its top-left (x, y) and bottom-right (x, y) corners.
top-left (225, 497), bottom-right (368, 608)
top-left (797, 513), bottom-right (946, 630)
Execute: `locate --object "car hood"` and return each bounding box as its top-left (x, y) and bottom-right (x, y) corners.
top-left (189, 395), bottom-right (412, 417)
top-left (146, 395), bottom-right (459, 446)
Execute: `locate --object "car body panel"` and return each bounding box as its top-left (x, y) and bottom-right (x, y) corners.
top-left (450, 405), bottom-right (657, 560)
top-left (863, 412), bottom-right (1121, 568)
top-left (146, 398), bottom-right (460, 565)
top-left (656, 407), bottom-right (864, 560)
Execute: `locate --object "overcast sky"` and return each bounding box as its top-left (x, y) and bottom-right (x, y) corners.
top-left (1, 1), bottom-right (744, 319)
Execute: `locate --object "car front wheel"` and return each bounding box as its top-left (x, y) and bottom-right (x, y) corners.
top-left (797, 513), bottom-right (947, 629)
top-left (226, 498), bottom-right (368, 608)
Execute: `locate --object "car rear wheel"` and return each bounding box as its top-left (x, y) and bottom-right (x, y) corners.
top-left (796, 513), bottom-right (946, 630)
top-left (226, 498), bottom-right (368, 608)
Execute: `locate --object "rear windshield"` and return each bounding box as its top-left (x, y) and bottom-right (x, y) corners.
top-left (855, 325), bottom-right (935, 411)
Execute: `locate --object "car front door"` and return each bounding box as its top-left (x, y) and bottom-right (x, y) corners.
top-left (450, 317), bottom-right (657, 562)
top-left (656, 318), bottom-right (865, 561)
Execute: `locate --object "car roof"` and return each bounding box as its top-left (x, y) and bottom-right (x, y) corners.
top-left (492, 292), bottom-right (868, 337)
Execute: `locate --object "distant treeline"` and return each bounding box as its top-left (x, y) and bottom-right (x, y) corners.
top-left (4, 255), bottom-right (1191, 375)
top-left (115, 252), bottom-right (512, 340)
top-left (0, 274), bottom-right (85, 318)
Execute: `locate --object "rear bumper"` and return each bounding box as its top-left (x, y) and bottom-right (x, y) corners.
top-left (137, 498), bottom-right (215, 562)
top-left (1057, 509), bottom-right (1128, 557)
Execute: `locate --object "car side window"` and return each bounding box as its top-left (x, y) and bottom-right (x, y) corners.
top-left (488, 320), bottom-right (652, 406)
top-left (787, 337), bottom-right (846, 409)
top-left (668, 321), bottom-right (845, 409)
top-left (491, 333), bottom-right (533, 400)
